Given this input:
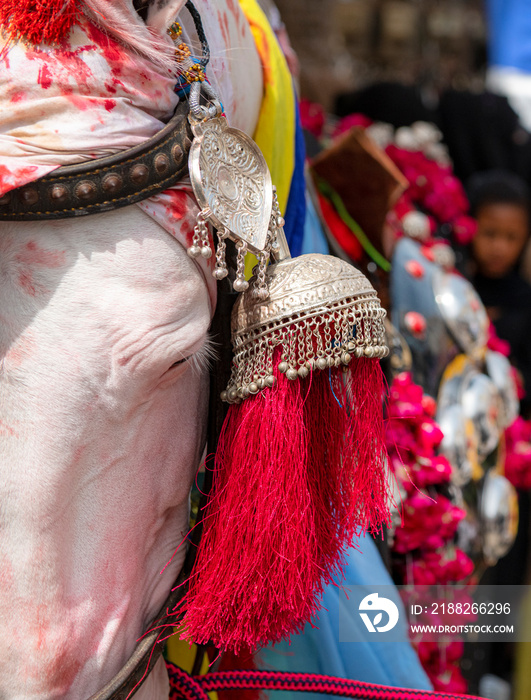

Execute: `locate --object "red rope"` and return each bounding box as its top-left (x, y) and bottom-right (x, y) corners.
top-left (167, 663), bottom-right (487, 700)
top-left (167, 664), bottom-right (210, 700)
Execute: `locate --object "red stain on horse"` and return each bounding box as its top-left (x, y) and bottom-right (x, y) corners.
top-left (26, 46), bottom-right (95, 95)
top-left (5, 333), bottom-right (36, 368)
top-left (51, 50), bottom-right (94, 94)
top-left (15, 241), bottom-right (66, 296)
top-left (218, 10), bottom-right (230, 49)
top-left (17, 241), bottom-right (66, 269)
top-left (0, 420), bottom-right (17, 437)
top-left (37, 65), bottom-right (53, 90)
top-left (17, 270), bottom-right (39, 296)
top-left (162, 190), bottom-right (197, 247)
top-left (226, 0), bottom-right (240, 29)
top-left (84, 22), bottom-right (125, 77)
top-left (164, 190), bottom-right (188, 221)
top-left (65, 93), bottom-right (89, 111)
top-left (0, 165), bottom-right (39, 195)
top-left (31, 604), bottom-right (84, 692)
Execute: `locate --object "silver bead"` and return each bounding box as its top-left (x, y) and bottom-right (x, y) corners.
top-left (298, 365), bottom-right (309, 378)
top-left (278, 361), bottom-right (289, 373)
top-left (276, 216), bottom-right (285, 228)
top-left (242, 387), bottom-right (250, 399)
top-left (220, 390), bottom-right (228, 402)
top-left (355, 347), bottom-right (364, 358)
top-left (316, 357), bottom-right (327, 371)
top-left (347, 341), bottom-right (356, 352)
top-left (257, 378), bottom-right (265, 389)
top-left (341, 352), bottom-right (352, 365)
top-left (233, 278), bottom-right (249, 292)
top-left (253, 287), bottom-right (269, 301)
top-left (265, 375), bottom-right (276, 388)
top-left (228, 388), bottom-right (239, 402)
top-left (364, 346), bottom-right (375, 358)
top-left (249, 382), bottom-right (259, 394)
top-left (213, 267), bottom-right (228, 280)
top-left (201, 246), bottom-right (212, 259)
top-left (286, 368), bottom-right (298, 381)
top-left (187, 245), bottom-right (201, 258)
top-left (327, 356), bottom-right (334, 368)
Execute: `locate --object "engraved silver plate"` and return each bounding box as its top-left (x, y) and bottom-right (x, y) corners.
top-left (188, 117), bottom-right (273, 254)
top-left (432, 268), bottom-right (489, 356)
top-left (480, 470), bottom-right (518, 565)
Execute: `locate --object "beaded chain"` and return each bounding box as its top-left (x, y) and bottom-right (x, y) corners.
top-left (168, 1), bottom-right (211, 95)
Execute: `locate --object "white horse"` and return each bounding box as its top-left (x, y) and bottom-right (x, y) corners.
top-left (0, 1), bottom-right (262, 697)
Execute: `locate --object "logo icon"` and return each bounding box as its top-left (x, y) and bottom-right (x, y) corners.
top-left (359, 593), bottom-right (400, 633)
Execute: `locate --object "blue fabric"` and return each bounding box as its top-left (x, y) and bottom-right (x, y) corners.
top-left (259, 536), bottom-right (432, 700)
top-left (283, 100), bottom-right (306, 257)
top-left (302, 189), bottom-right (329, 256)
top-left (486, 0), bottom-right (531, 71)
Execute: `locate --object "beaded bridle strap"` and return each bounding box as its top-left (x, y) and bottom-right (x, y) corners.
top-left (166, 663), bottom-right (487, 700)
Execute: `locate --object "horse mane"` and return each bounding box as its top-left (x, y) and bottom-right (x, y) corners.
top-left (81, 0), bottom-right (184, 72)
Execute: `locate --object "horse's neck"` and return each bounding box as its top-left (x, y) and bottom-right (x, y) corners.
top-left (0, 208), bottom-right (211, 700)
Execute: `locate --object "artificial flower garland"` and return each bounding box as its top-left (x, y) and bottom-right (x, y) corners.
top-left (333, 115), bottom-right (477, 249)
top-left (386, 372), bottom-right (473, 694)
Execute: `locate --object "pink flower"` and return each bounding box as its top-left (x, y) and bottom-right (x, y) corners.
top-left (383, 139), bottom-right (472, 247)
top-left (505, 417), bottom-right (531, 489)
top-left (299, 99), bottom-right (325, 139)
top-left (487, 322), bottom-right (511, 357)
top-left (333, 113), bottom-right (373, 137)
top-left (408, 549), bottom-right (473, 585)
top-left (394, 495), bottom-right (466, 553)
top-left (431, 665), bottom-right (468, 694)
top-left (394, 194), bottom-right (415, 220)
top-left (421, 395), bottom-right (437, 417)
top-left (417, 419), bottom-right (444, 452)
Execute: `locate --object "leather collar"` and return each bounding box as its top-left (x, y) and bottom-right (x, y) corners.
top-left (0, 99), bottom-right (192, 221)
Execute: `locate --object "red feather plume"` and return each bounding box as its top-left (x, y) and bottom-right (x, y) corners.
top-left (0, 0), bottom-right (80, 45)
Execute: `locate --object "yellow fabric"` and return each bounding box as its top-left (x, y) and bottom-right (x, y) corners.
top-left (238, 0), bottom-right (296, 278)
top-left (238, 0), bottom-right (295, 215)
top-left (515, 594), bottom-right (531, 700)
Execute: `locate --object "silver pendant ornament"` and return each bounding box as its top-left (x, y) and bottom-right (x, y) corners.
top-left (187, 81), bottom-right (289, 293)
top-left (186, 82), bottom-right (388, 403)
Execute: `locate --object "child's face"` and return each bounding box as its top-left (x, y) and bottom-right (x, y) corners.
top-left (472, 202), bottom-right (529, 278)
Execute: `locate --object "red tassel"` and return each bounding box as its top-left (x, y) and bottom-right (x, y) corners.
top-left (177, 356), bottom-right (390, 653)
top-left (0, 0), bottom-right (79, 45)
